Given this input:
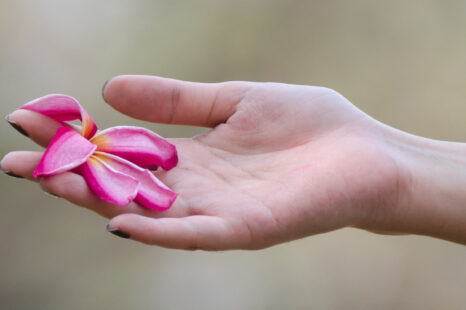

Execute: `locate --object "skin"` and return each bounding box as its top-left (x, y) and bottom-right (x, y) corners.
top-left (1, 75), bottom-right (465, 250)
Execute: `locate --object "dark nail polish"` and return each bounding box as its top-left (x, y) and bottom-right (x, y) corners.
top-left (102, 77), bottom-right (113, 103)
top-left (106, 224), bottom-right (130, 239)
top-left (5, 115), bottom-right (29, 137)
top-left (1, 168), bottom-right (24, 179)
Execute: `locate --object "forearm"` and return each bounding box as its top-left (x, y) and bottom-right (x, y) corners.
top-left (381, 128), bottom-right (466, 244)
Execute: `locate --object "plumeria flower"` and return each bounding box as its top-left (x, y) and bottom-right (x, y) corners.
top-left (19, 94), bottom-right (178, 210)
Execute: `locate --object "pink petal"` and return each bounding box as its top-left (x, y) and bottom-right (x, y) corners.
top-left (79, 156), bottom-right (140, 206)
top-left (95, 152), bottom-right (177, 210)
top-left (91, 126), bottom-right (178, 170)
top-left (34, 127), bottom-right (97, 178)
top-left (20, 94), bottom-right (98, 139)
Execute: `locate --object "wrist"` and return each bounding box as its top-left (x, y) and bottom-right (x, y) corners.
top-left (363, 126), bottom-right (466, 244)
top-left (404, 136), bottom-right (466, 243)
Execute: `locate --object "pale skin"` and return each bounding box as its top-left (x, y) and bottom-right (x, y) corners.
top-left (1, 75), bottom-right (465, 250)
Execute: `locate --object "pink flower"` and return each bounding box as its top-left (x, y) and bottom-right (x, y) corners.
top-left (20, 94), bottom-right (178, 210)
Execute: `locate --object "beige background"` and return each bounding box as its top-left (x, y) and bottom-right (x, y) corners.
top-left (1, 1), bottom-right (466, 309)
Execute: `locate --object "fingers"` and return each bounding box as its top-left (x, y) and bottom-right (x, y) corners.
top-left (40, 172), bottom-right (130, 218)
top-left (107, 214), bottom-right (253, 251)
top-left (40, 172), bottom-right (188, 219)
top-left (1, 151), bottom-right (43, 181)
top-left (103, 75), bottom-right (253, 127)
top-left (108, 214), bottom-right (253, 250)
top-left (6, 109), bottom-right (63, 148)
top-left (1, 151), bottom-right (188, 219)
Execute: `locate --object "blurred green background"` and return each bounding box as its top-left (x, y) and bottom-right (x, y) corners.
top-left (1, 1), bottom-right (466, 309)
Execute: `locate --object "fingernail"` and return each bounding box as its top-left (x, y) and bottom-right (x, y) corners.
top-left (102, 77), bottom-right (113, 103)
top-left (5, 115), bottom-right (29, 137)
top-left (106, 224), bottom-right (130, 239)
top-left (0, 168), bottom-right (24, 179)
top-left (39, 182), bottom-right (60, 198)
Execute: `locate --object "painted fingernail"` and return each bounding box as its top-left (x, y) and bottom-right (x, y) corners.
top-left (0, 168), bottom-right (24, 179)
top-left (106, 224), bottom-right (131, 239)
top-left (5, 115), bottom-right (29, 137)
top-left (102, 77), bottom-right (113, 103)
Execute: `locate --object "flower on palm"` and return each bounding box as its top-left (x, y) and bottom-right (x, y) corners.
top-left (20, 94), bottom-right (178, 210)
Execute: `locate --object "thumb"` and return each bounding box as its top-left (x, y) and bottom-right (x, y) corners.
top-left (102, 75), bottom-right (252, 128)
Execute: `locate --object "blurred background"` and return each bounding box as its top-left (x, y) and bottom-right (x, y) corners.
top-left (1, 0), bottom-right (466, 309)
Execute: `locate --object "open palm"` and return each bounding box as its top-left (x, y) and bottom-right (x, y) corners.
top-left (2, 76), bottom-right (406, 250)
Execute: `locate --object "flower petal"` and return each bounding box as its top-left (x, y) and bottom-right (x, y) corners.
top-left (34, 127), bottom-right (97, 178)
top-left (79, 156), bottom-right (140, 206)
top-left (95, 152), bottom-right (177, 210)
top-left (91, 126), bottom-right (178, 170)
top-left (20, 94), bottom-right (98, 139)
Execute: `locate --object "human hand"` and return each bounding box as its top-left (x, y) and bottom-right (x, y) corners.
top-left (2, 76), bottom-right (464, 249)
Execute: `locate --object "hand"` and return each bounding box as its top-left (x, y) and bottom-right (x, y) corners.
top-left (2, 76), bottom-right (464, 249)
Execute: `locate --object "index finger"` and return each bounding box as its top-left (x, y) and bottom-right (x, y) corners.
top-left (6, 109), bottom-right (64, 148)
